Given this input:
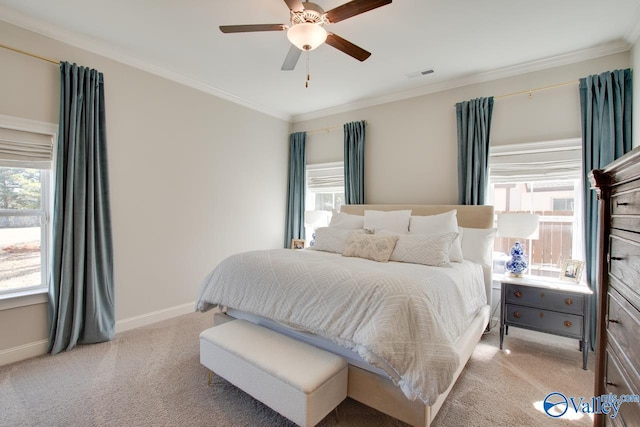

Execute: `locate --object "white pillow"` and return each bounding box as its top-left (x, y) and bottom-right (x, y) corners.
top-left (459, 227), bottom-right (496, 267)
top-left (363, 210), bottom-right (411, 234)
top-left (409, 210), bottom-right (463, 262)
top-left (389, 232), bottom-right (457, 267)
top-left (329, 212), bottom-right (364, 229)
top-left (312, 227), bottom-right (364, 254)
top-left (342, 233), bottom-right (399, 263)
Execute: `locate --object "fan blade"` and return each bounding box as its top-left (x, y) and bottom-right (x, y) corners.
top-left (325, 33), bottom-right (371, 61)
top-left (219, 24), bottom-right (286, 33)
top-left (281, 45), bottom-right (302, 70)
top-left (326, 0), bottom-right (392, 23)
top-left (284, 0), bottom-right (304, 12)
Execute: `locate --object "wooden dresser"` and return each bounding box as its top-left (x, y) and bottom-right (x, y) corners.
top-left (590, 146), bottom-right (640, 427)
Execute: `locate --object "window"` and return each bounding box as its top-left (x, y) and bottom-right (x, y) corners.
top-left (552, 198), bottom-right (574, 211)
top-left (305, 162), bottom-right (344, 241)
top-left (488, 139), bottom-right (583, 279)
top-left (0, 118), bottom-right (55, 296)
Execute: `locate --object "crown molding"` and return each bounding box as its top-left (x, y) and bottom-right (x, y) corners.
top-left (291, 40), bottom-right (631, 123)
top-left (0, 7), bottom-right (292, 122)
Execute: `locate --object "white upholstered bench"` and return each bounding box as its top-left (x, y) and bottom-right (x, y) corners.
top-left (199, 319), bottom-right (348, 427)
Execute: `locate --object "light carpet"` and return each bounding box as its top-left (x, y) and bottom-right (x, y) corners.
top-left (0, 312), bottom-right (594, 426)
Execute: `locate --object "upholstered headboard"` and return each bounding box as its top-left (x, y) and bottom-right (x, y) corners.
top-left (340, 204), bottom-right (494, 229)
top-left (340, 204), bottom-right (495, 308)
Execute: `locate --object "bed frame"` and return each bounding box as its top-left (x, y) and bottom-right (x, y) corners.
top-left (218, 204), bottom-right (494, 427)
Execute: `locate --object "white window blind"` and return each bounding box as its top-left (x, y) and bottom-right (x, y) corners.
top-left (0, 127), bottom-right (54, 169)
top-left (307, 162), bottom-right (344, 191)
top-left (489, 139), bottom-right (581, 183)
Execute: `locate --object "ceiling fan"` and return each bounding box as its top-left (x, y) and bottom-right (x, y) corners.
top-left (220, 0), bottom-right (392, 71)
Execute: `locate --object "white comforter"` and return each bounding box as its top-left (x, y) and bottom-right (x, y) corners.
top-left (196, 249), bottom-right (486, 405)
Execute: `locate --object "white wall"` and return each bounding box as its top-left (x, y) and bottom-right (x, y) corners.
top-left (294, 53), bottom-right (631, 204)
top-left (0, 20), bottom-right (289, 362)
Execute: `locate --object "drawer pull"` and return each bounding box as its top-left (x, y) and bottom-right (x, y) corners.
top-left (565, 298), bottom-right (573, 306)
top-left (564, 320), bottom-right (572, 328)
top-left (513, 311), bottom-right (521, 319)
top-left (513, 291), bottom-right (523, 298)
top-left (616, 201), bottom-right (629, 207)
top-left (608, 318), bottom-right (620, 324)
top-left (610, 256), bottom-right (624, 261)
top-left (606, 381), bottom-right (617, 387)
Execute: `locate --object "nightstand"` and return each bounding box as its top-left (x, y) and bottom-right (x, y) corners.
top-left (499, 275), bottom-right (593, 370)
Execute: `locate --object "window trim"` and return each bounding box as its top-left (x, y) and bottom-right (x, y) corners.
top-left (0, 287), bottom-right (48, 310)
top-left (0, 114), bottom-right (57, 303)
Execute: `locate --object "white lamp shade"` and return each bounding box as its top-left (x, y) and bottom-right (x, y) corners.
top-left (305, 210), bottom-right (330, 227)
top-left (497, 213), bottom-right (540, 240)
top-left (287, 23), bottom-right (327, 51)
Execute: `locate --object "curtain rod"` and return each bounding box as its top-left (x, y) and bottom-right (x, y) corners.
top-left (305, 124), bottom-right (342, 134)
top-left (301, 120), bottom-right (368, 135)
top-left (495, 80), bottom-right (578, 100)
top-left (454, 80), bottom-right (578, 106)
top-left (0, 42), bottom-right (60, 65)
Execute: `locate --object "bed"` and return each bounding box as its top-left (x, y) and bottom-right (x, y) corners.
top-left (196, 204), bottom-right (495, 427)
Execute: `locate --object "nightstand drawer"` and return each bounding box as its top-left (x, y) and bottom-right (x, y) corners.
top-left (604, 347), bottom-right (640, 427)
top-left (505, 284), bottom-right (585, 315)
top-left (505, 304), bottom-right (582, 338)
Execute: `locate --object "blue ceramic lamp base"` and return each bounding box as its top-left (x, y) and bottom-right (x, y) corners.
top-left (505, 241), bottom-right (528, 277)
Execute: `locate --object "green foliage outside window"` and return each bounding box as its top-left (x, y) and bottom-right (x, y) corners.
top-left (0, 167), bottom-right (42, 228)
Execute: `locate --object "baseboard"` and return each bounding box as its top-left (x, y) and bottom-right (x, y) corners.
top-left (115, 301), bottom-right (196, 334)
top-left (0, 339), bottom-right (48, 367)
top-left (0, 302), bottom-right (197, 367)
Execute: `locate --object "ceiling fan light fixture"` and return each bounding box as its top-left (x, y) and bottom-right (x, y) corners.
top-left (287, 23), bottom-right (327, 51)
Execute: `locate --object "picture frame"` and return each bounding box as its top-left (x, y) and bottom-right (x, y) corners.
top-left (560, 259), bottom-right (584, 283)
top-left (291, 239), bottom-right (305, 250)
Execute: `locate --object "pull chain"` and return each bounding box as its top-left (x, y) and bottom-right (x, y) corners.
top-left (305, 51), bottom-right (310, 88)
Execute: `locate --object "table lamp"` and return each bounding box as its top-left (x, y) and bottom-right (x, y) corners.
top-left (304, 210), bottom-right (330, 246)
top-left (497, 213), bottom-right (540, 277)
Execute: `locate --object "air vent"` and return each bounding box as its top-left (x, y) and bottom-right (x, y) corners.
top-left (406, 69), bottom-right (434, 79)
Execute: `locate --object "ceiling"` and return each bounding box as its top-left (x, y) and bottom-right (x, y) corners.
top-left (1, 0), bottom-right (639, 122)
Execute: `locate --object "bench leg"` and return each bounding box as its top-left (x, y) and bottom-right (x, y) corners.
top-left (334, 406), bottom-right (339, 423)
top-left (208, 370), bottom-right (215, 386)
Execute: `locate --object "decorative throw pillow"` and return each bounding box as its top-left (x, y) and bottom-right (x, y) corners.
top-left (409, 210), bottom-right (463, 262)
top-left (389, 232), bottom-right (458, 267)
top-left (311, 227), bottom-right (364, 254)
top-left (342, 233), bottom-right (399, 262)
top-left (459, 227), bottom-right (496, 267)
top-left (328, 212), bottom-right (365, 229)
top-left (363, 210), bottom-right (412, 234)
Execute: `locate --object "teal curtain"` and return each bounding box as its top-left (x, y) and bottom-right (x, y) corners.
top-left (344, 120), bottom-right (366, 204)
top-left (580, 68), bottom-right (632, 350)
top-left (284, 132), bottom-right (306, 248)
top-left (456, 97), bottom-right (494, 205)
top-left (48, 62), bottom-right (115, 355)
